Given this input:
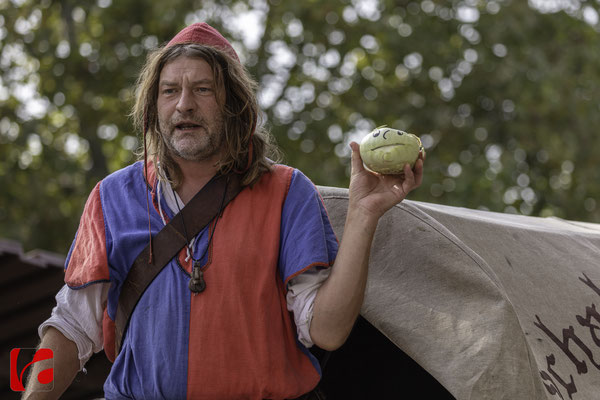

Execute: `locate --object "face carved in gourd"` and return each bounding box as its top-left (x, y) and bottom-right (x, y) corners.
top-left (359, 126), bottom-right (424, 174)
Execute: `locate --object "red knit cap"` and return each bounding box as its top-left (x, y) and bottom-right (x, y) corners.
top-left (167, 22), bottom-right (239, 61)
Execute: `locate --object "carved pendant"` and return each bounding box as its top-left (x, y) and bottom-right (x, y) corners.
top-left (189, 265), bottom-right (206, 293)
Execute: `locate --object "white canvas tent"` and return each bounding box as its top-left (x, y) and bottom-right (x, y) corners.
top-left (318, 186), bottom-right (600, 400)
top-left (4, 186), bottom-right (598, 399)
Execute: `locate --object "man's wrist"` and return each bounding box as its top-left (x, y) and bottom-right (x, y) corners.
top-left (345, 203), bottom-right (381, 232)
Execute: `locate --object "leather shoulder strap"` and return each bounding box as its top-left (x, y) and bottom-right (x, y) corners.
top-left (114, 173), bottom-right (243, 355)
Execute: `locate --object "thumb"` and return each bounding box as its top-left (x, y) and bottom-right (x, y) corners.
top-left (349, 142), bottom-right (366, 174)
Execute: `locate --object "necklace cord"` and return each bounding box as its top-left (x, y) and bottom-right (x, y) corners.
top-left (143, 130), bottom-right (154, 264)
top-left (170, 175), bottom-right (229, 269)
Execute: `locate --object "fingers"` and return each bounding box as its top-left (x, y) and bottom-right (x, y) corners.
top-left (390, 183), bottom-right (405, 199)
top-left (413, 158), bottom-right (424, 187)
top-left (390, 159), bottom-right (423, 197)
top-left (349, 142), bottom-right (366, 174)
top-left (404, 158), bottom-right (424, 188)
top-left (382, 168), bottom-right (409, 200)
top-left (402, 163), bottom-right (416, 192)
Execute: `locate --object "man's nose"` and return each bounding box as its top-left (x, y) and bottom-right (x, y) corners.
top-left (175, 88), bottom-right (195, 114)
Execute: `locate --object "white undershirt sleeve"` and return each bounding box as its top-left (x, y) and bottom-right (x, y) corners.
top-left (38, 283), bottom-right (109, 371)
top-left (286, 267), bottom-right (331, 348)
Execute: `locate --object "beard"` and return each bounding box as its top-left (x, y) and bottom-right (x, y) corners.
top-left (158, 113), bottom-right (225, 162)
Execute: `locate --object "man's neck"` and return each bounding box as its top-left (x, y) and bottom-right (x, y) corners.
top-left (174, 156), bottom-right (220, 204)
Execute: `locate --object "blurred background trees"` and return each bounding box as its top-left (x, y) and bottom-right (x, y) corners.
top-left (1, 0), bottom-right (599, 253)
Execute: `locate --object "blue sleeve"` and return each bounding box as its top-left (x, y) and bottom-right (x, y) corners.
top-left (279, 169), bottom-right (338, 285)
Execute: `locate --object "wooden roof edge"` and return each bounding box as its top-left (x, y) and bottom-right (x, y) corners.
top-left (0, 238), bottom-right (65, 269)
top-left (0, 238), bottom-right (23, 255)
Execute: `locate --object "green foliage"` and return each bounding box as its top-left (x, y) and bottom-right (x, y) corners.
top-left (1, 0), bottom-right (599, 252)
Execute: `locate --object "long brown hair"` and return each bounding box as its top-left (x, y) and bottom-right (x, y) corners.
top-left (131, 43), bottom-right (280, 187)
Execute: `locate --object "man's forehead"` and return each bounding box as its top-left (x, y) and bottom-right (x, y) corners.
top-left (160, 56), bottom-right (213, 79)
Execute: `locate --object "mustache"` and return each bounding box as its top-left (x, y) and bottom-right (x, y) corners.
top-left (169, 117), bottom-right (206, 127)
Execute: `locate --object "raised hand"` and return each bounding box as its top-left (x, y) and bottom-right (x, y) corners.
top-left (348, 141), bottom-right (424, 220)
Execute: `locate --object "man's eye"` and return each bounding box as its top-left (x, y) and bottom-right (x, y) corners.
top-left (196, 87), bottom-right (213, 94)
top-left (162, 89), bottom-right (177, 95)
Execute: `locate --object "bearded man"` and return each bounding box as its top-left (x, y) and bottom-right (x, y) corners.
top-left (24, 23), bottom-right (423, 399)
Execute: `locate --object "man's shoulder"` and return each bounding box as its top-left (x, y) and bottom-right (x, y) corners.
top-left (270, 165), bottom-right (316, 190)
top-left (257, 164), bottom-right (299, 192)
top-left (257, 164), bottom-right (323, 202)
top-left (272, 163), bottom-right (297, 177)
top-left (99, 161), bottom-right (146, 196)
top-left (101, 161), bottom-right (144, 185)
